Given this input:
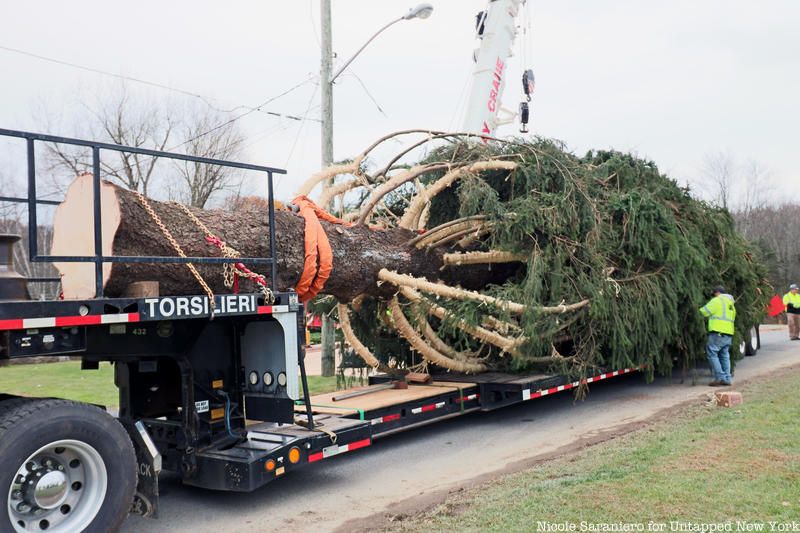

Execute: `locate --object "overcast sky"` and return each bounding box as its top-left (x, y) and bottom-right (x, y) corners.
top-left (1, 0), bottom-right (798, 204)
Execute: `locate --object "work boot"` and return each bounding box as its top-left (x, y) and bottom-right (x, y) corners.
top-left (708, 380), bottom-right (722, 386)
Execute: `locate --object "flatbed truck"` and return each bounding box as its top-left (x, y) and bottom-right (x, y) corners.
top-left (0, 129), bottom-right (757, 532)
top-left (0, 285), bottom-right (640, 533)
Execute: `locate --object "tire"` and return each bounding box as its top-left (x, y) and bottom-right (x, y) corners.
top-left (0, 398), bottom-right (137, 533)
top-left (744, 326), bottom-right (759, 356)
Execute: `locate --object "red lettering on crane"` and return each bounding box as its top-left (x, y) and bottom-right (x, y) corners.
top-left (486, 57), bottom-right (505, 113)
top-left (481, 121), bottom-right (491, 144)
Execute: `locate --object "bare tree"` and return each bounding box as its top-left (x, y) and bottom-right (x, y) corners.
top-left (701, 151), bottom-right (736, 209)
top-left (41, 86), bottom-right (245, 208)
top-left (172, 111), bottom-right (244, 207)
top-left (222, 195), bottom-right (269, 212)
top-left (0, 209), bottom-right (60, 300)
top-left (699, 152), bottom-right (794, 291)
top-left (45, 87), bottom-right (173, 196)
top-left (739, 160), bottom-right (772, 211)
top-left (0, 170), bottom-right (14, 218)
top-left (734, 203), bottom-right (800, 292)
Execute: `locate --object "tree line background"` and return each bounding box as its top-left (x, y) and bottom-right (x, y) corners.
top-left (700, 152), bottom-right (799, 294)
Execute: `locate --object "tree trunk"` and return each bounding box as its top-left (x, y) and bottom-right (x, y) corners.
top-left (52, 174), bottom-right (446, 301)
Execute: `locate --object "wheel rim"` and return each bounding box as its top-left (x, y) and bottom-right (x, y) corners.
top-left (749, 327), bottom-right (758, 351)
top-left (8, 439), bottom-right (107, 533)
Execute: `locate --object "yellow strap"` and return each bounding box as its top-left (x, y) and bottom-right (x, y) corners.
top-left (294, 416), bottom-right (338, 444)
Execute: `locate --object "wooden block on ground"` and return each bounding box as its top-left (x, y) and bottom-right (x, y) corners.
top-left (715, 391), bottom-right (743, 407)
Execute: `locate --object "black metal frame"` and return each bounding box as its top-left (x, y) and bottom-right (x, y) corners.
top-left (0, 128), bottom-right (286, 297)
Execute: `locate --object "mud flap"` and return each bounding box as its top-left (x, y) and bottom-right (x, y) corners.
top-left (121, 420), bottom-right (162, 518)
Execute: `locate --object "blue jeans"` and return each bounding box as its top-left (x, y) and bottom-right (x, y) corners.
top-left (706, 332), bottom-right (732, 384)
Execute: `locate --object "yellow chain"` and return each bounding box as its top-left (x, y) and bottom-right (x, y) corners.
top-left (132, 191), bottom-right (217, 312)
top-left (172, 203), bottom-right (238, 287)
top-left (172, 202), bottom-right (274, 304)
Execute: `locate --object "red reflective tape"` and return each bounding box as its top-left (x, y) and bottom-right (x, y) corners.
top-left (128, 313), bottom-right (140, 322)
top-left (56, 315), bottom-right (101, 327)
top-left (308, 452), bottom-right (324, 463)
top-left (257, 306), bottom-right (273, 314)
top-left (382, 413), bottom-right (401, 422)
top-left (347, 438), bottom-right (371, 452)
top-left (0, 319), bottom-right (23, 330)
top-left (420, 403), bottom-right (437, 413)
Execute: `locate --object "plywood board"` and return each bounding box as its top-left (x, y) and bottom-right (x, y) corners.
top-left (295, 381), bottom-right (476, 416)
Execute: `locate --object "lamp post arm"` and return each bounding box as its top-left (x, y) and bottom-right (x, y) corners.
top-left (330, 16), bottom-right (403, 84)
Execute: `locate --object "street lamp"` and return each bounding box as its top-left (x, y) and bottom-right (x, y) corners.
top-left (330, 3), bottom-right (435, 84)
top-left (317, 2), bottom-right (434, 377)
top-left (404, 3), bottom-right (434, 20)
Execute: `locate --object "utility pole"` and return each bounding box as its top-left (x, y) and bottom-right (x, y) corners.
top-left (316, 2), bottom-right (433, 378)
top-left (319, 0), bottom-right (336, 377)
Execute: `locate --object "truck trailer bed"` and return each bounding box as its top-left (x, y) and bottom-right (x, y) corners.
top-left (191, 366), bottom-right (639, 491)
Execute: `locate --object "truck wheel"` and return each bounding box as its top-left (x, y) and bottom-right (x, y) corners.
top-left (744, 326), bottom-right (759, 356)
top-left (0, 398), bottom-right (136, 533)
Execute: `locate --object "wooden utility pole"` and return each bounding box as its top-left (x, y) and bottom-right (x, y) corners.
top-left (319, 0), bottom-right (336, 377)
top-left (316, 2), bottom-right (433, 378)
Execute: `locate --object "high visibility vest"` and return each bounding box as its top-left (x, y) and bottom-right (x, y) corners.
top-left (699, 294), bottom-right (736, 335)
top-left (782, 292), bottom-right (800, 313)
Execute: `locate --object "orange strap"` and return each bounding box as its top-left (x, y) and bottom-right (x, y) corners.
top-left (292, 196), bottom-right (349, 303)
top-left (293, 195), bottom-right (354, 226)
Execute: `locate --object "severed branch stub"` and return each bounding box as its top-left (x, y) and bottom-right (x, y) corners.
top-left (379, 269), bottom-right (527, 315)
top-left (387, 297), bottom-right (487, 374)
top-left (400, 160), bottom-right (517, 230)
top-left (442, 250), bottom-right (528, 267)
top-left (398, 286), bottom-right (525, 356)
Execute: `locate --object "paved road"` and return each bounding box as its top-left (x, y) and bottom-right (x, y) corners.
top-left (122, 327), bottom-right (799, 533)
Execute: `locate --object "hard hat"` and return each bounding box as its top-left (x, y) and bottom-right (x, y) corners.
top-left (790, 283), bottom-right (799, 290)
top-left (713, 286), bottom-right (726, 295)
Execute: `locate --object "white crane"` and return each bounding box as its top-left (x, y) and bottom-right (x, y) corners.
top-left (461, 0), bottom-right (534, 139)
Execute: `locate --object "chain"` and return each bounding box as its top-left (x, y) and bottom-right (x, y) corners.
top-left (132, 191), bottom-right (217, 313)
top-left (173, 202), bottom-right (238, 286)
top-left (172, 202), bottom-right (274, 304)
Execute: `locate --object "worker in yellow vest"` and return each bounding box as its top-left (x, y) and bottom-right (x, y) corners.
top-left (783, 283), bottom-right (800, 340)
top-left (699, 286), bottom-right (736, 386)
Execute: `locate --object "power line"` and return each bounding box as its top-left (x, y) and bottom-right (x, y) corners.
top-left (309, 0), bottom-right (322, 47)
top-left (0, 44), bottom-right (320, 124)
top-left (0, 44), bottom-right (324, 189)
top-left (95, 77), bottom-right (319, 178)
top-left (339, 71), bottom-right (388, 117)
top-left (283, 82), bottom-right (322, 181)
top-left (167, 76), bottom-right (318, 152)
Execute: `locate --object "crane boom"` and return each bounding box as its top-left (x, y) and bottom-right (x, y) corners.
top-left (462, 0), bottom-right (525, 138)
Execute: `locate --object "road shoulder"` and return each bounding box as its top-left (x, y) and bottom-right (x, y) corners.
top-left (339, 363), bottom-right (800, 532)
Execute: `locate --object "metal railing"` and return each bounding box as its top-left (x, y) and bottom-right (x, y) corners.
top-left (0, 128), bottom-right (286, 298)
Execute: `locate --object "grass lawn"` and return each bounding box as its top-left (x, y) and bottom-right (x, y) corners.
top-left (390, 369), bottom-right (800, 531)
top-left (0, 360), bottom-right (339, 408)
